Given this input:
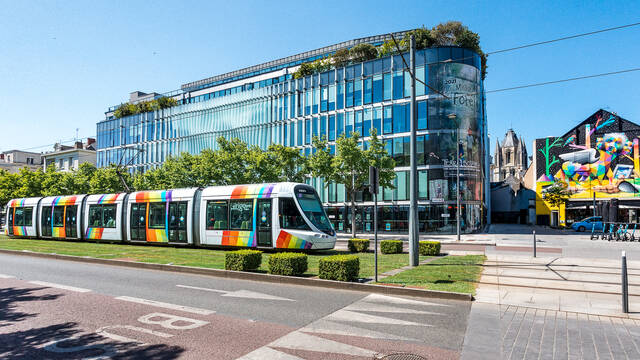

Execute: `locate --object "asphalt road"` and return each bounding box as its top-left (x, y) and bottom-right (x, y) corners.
top-left (0, 253), bottom-right (471, 359)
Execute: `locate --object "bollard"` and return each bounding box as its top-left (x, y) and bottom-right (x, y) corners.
top-left (533, 230), bottom-right (537, 258)
top-left (622, 251), bottom-right (629, 313)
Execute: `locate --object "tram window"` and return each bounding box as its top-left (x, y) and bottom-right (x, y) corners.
top-left (279, 198), bottom-right (311, 231)
top-left (206, 201), bottom-right (228, 230)
top-left (53, 207), bottom-right (64, 227)
top-left (14, 208), bottom-right (23, 226)
top-left (8, 208), bottom-right (13, 225)
top-left (88, 205), bottom-right (117, 228)
top-left (22, 207), bottom-right (33, 226)
top-left (148, 202), bottom-right (166, 229)
top-left (41, 206), bottom-right (52, 236)
top-left (230, 200), bottom-right (253, 230)
top-left (89, 206), bottom-right (102, 227)
top-left (169, 202), bottom-right (188, 243)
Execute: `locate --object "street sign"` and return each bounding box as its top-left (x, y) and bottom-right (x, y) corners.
top-left (441, 213), bottom-right (450, 218)
top-left (432, 198), bottom-right (444, 203)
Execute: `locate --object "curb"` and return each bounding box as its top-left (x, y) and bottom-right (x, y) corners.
top-left (0, 249), bottom-right (472, 301)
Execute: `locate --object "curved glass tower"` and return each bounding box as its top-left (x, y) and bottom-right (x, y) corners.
top-left (97, 34), bottom-right (488, 234)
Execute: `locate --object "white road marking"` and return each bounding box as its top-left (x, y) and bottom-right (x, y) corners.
top-left (327, 309), bottom-right (431, 327)
top-left (176, 284), bottom-right (226, 293)
top-left (0, 274), bottom-right (15, 279)
top-left (221, 289), bottom-right (294, 301)
top-left (96, 325), bottom-right (173, 344)
top-left (270, 331), bottom-right (377, 357)
top-left (177, 284), bottom-right (294, 301)
top-left (236, 346), bottom-right (304, 360)
top-left (364, 293), bottom-right (450, 307)
top-left (29, 280), bottom-right (91, 293)
top-left (345, 301), bottom-right (445, 315)
top-left (115, 296), bottom-right (215, 315)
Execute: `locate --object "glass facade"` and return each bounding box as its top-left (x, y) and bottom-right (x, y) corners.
top-left (97, 45), bottom-right (488, 234)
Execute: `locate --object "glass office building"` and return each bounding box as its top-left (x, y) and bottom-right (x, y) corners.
top-left (97, 32), bottom-right (489, 234)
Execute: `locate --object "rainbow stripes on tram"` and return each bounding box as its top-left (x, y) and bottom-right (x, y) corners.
top-left (221, 230), bottom-right (257, 247)
top-left (85, 228), bottom-right (104, 240)
top-left (52, 195), bottom-right (77, 206)
top-left (146, 229), bottom-right (169, 242)
top-left (231, 184), bottom-right (275, 199)
top-left (276, 231), bottom-right (312, 249)
top-left (8, 199), bottom-right (25, 207)
top-left (135, 190), bottom-right (173, 203)
top-left (96, 194), bottom-right (120, 204)
top-left (12, 226), bottom-right (28, 236)
top-left (52, 227), bottom-right (66, 238)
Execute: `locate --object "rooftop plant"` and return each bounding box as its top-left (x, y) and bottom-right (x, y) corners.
top-left (293, 21), bottom-right (487, 80)
top-left (113, 96), bottom-right (178, 118)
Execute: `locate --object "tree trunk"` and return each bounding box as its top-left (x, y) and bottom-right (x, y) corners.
top-left (351, 187), bottom-right (357, 238)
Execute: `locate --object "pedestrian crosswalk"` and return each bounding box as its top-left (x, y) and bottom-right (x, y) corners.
top-left (237, 293), bottom-right (455, 360)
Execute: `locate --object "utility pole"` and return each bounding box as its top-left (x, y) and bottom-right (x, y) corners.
top-left (457, 129), bottom-right (461, 241)
top-left (408, 35), bottom-right (419, 266)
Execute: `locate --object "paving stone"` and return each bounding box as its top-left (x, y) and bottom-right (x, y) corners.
top-left (539, 310), bottom-right (557, 360)
top-left (566, 312), bottom-right (582, 360)
top-left (510, 308), bottom-right (535, 360)
top-left (523, 308), bottom-right (545, 360)
top-left (554, 311), bottom-right (569, 360)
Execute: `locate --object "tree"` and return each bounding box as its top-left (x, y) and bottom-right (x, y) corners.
top-left (265, 144), bottom-right (308, 183)
top-left (74, 163), bottom-right (97, 194)
top-left (402, 27), bottom-right (435, 50)
top-left (431, 21), bottom-right (487, 79)
top-left (293, 62), bottom-right (314, 79)
top-left (542, 182), bottom-right (570, 209)
top-left (0, 169), bottom-right (20, 207)
top-left (365, 129), bottom-right (396, 190)
top-left (349, 43), bottom-right (378, 63)
top-left (332, 48), bottom-right (350, 68)
top-left (16, 168), bottom-right (44, 198)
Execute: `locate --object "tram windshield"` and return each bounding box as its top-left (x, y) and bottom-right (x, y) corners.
top-left (294, 186), bottom-right (334, 236)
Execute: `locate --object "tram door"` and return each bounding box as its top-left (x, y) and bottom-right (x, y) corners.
top-left (256, 199), bottom-right (272, 247)
top-left (7, 208), bottom-right (14, 236)
top-left (65, 206), bottom-right (78, 238)
top-left (130, 203), bottom-right (147, 241)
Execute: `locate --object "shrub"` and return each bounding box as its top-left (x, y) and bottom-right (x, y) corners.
top-left (348, 238), bottom-right (370, 253)
top-left (319, 255), bottom-right (360, 282)
top-left (225, 249), bottom-right (262, 271)
top-left (419, 241), bottom-right (441, 256)
top-left (380, 240), bottom-right (403, 254)
top-left (349, 43), bottom-right (378, 63)
top-left (268, 252), bottom-right (308, 276)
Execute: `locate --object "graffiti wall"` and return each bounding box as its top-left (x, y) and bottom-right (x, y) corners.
top-left (534, 110), bottom-right (640, 224)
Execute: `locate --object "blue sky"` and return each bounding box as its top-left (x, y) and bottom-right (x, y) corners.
top-left (1, 0), bottom-right (639, 157)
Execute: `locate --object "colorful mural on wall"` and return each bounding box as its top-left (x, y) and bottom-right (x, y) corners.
top-left (534, 110), bottom-right (640, 224)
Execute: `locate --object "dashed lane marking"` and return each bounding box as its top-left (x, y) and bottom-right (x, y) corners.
top-left (29, 280), bottom-right (92, 293)
top-left (115, 296), bottom-right (215, 315)
top-left (176, 284), bottom-right (226, 293)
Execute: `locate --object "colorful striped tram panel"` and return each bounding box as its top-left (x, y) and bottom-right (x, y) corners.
top-left (5, 197), bottom-right (40, 237)
top-left (3, 183), bottom-right (336, 250)
top-left (83, 193), bottom-right (126, 241)
top-left (39, 195), bottom-right (85, 239)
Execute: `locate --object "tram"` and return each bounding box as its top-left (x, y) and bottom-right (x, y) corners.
top-left (3, 183), bottom-right (336, 250)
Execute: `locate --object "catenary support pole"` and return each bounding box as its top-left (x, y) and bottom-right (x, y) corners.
top-left (622, 251), bottom-right (629, 313)
top-left (408, 34), bottom-right (419, 266)
top-left (374, 191), bottom-right (378, 282)
top-left (457, 130), bottom-right (461, 241)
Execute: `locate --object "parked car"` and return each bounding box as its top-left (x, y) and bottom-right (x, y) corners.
top-left (571, 216), bottom-right (603, 232)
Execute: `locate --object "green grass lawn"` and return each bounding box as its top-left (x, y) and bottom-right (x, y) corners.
top-left (378, 255), bottom-right (486, 295)
top-left (0, 235), bottom-right (426, 279)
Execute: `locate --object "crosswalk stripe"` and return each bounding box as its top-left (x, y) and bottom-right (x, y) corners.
top-left (345, 301), bottom-right (445, 315)
top-left (270, 331), bottom-right (377, 357)
top-left (364, 293), bottom-right (450, 307)
top-left (327, 309), bottom-right (431, 327)
top-left (236, 346), bottom-right (304, 360)
top-left (303, 319), bottom-right (419, 341)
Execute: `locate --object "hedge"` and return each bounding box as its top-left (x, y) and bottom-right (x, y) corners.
top-left (419, 241), bottom-right (441, 256)
top-left (319, 255), bottom-right (360, 282)
top-left (348, 238), bottom-right (370, 253)
top-left (380, 240), bottom-right (403, 254)
top-left (268, 252), bottom-right (308, 276)
top-left (225, 249), bottom-right (262, 271)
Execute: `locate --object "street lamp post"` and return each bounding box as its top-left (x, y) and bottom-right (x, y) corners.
top-left (408, 35), bottom-right (419, 266)
top-left (448, 113), bottom-right (461, 241)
